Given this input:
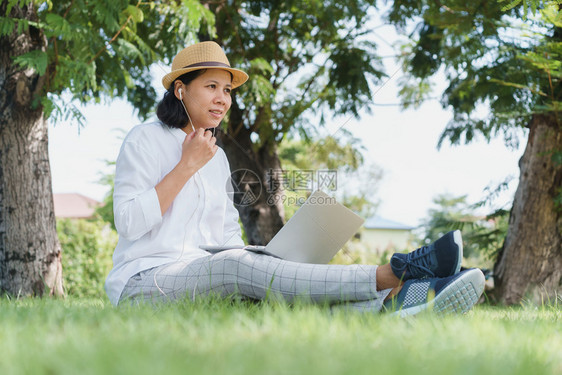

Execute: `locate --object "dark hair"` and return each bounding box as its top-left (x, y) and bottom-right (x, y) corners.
top-left (156, 70), bottom-right (206, 129)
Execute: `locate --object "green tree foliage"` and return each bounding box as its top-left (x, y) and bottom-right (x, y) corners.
top-left (278, 132), bottom-right (382, 219)
top-left (95, 161), bottom-right (116, 230)
top-left (279, 133), bottom-right (365, 173)
top-left (211, 0), bottom-right (385, 144)
top-left (2, 0), bottom-right (214, 120)
top-left (57, 218), bottom-right (117, 298)
top-left (421, 194), bottom-right (509, 260)
top-left (387, 0), bottom-right (561, 145)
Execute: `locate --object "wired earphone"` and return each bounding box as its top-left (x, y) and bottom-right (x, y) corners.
top-left (179, 88), bottom-right (216, 137)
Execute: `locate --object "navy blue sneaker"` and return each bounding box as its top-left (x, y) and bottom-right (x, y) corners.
top-left (384, 268), bottom-right (485, 317)
top-left (390, 230), bottom-right (463, 281)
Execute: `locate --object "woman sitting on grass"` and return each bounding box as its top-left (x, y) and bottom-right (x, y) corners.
top-left (105, 41), bottom-right (485, 316)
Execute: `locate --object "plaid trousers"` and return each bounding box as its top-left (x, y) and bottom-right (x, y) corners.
top-left (120, 249), bottom-right (391, 312)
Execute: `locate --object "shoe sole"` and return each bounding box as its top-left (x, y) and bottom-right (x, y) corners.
top-left (452, 230), bottom-right (464, 275)
top-left (394, 268), bottom-right (485, 318)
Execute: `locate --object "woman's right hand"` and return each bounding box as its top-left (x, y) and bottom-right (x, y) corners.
top-left (155, 128), bottom-right (219, 216)
top-left (179, 128), bottom-right (218, 175)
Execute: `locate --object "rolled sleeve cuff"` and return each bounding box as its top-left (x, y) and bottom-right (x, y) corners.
top-left (138, 187), bottom-right (162, 230)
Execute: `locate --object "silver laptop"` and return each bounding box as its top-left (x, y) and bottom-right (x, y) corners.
top-left (199, 190), bottom-right (364, 264)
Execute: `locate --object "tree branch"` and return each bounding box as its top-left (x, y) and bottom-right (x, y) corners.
top-left (87, 0), bottom-right (141, 65)
top-left (62, 0), bottom-right (75, 19)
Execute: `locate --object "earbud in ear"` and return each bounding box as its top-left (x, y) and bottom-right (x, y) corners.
top-left (179, 88), bottom-right (183, 100)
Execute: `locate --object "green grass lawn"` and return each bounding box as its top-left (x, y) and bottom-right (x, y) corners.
top-left (0, 296), bottom-right (560, 375)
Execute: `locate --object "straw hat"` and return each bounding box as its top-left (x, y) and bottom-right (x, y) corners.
top-left (161, 41), bottom-right (249, 89)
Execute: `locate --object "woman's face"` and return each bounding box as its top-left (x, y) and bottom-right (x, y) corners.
top-left (182, 69), bottom-right (232, 130)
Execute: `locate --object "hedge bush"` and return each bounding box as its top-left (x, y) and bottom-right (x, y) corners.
top-left (57, 218), bottom-right (117, 299)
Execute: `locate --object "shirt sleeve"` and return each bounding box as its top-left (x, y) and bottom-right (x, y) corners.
top-left (113, 140), bottom-right (163, 241)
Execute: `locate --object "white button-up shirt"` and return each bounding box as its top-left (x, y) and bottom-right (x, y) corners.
top-left (104, 121), bottom-right (243, 305)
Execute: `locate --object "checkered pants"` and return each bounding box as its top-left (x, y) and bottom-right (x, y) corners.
top-left (120, 249), bottom-right (391, 312)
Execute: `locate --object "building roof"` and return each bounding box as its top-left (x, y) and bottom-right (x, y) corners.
top-left (53, 193), bottom-right (102, 219)
top-left (364, 216), bottom-right (415, 230)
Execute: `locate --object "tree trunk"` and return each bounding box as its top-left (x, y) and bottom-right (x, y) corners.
top-left (0, 3), bottom-right (63, 296)
top-left (493, 114), bottom-right (562, 304)
top-left (218, 97), bottom-right (285, 246)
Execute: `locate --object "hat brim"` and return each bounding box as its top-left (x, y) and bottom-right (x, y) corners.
top-left (162, 66), bottom-right (249, 90)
